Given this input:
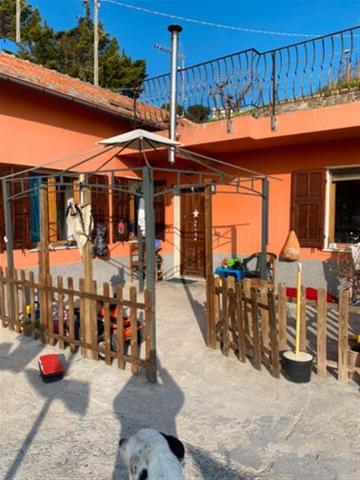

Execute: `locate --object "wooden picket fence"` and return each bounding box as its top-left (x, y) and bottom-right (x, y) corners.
top-left (0, 267), bottom-right (154, 378)
top-left (209, 277), bottom-right (360, 384)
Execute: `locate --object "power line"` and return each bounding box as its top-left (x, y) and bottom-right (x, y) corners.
top-left (102, 0), bottom-right (320, 38)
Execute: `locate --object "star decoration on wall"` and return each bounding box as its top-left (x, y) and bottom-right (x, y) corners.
top-left (192, 209), bottom-right (199, 218)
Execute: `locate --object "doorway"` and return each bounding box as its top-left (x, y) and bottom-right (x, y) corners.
top-left (180, 189), bottom-right (205, 277)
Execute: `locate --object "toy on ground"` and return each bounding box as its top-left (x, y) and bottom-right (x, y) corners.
top-left (38, 354), bottom-right (64, 383)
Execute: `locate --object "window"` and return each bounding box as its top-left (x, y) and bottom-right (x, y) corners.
top-left (112, 177), bottom-right (166, 243)
top-left (290, 170), bottom-right (325, 248)
top-left (326, 167), bottom-right (360, 247)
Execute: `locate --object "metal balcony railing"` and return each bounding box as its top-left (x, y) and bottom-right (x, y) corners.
top-left (133, 25), bottom-right (360, 126)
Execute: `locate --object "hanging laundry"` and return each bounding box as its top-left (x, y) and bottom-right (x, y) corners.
top-left (66, 198), bottom-right (93, 255)
top-left (138, 197), bottom-right (146, 236)
top-left (351, 242), bottom-right (360, 271)
top-left (93, 223), bottom-right (108, 257)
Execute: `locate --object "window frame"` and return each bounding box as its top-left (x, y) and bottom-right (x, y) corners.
top-left (324, 165), bottom-right (360, 251)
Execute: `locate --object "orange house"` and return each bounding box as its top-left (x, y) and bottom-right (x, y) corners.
top-left (1, 51), bottom-right (360, 293)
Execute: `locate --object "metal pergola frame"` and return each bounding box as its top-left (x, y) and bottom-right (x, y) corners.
top-left (1, 129), bottom-right (279, 381)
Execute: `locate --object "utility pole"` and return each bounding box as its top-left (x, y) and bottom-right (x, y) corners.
top-left (16, 0), bottom-right (21, 43)
top-left (94, 0), bottom-right (99, 86)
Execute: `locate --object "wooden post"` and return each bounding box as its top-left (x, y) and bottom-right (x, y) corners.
top-left (13, 269), bottom-right (20, 332)
top-left (235, 282), bottom-right (246, 362)
top-left (67, 277), bottom-right (76, 353)
top-left (268, 289), bottom-right (280, 378)
top-left (251, 286), bottom-right (262, 370)
top-left (338, 288), bottom-right (350, 384)
top-left (116, 285), bottom-right (125, 370)
top-left (29, 271), bottom-right (36, 337)
top-left (57, 276), bottom-right (65, 350)
top-left (243, 278), bottom-right (252, 337)
top-left (40, 186), bottom-right (50, 343)
top-left (20, 270), bottom-right (27, 335)
top-left (260, 285), bottom-right (270, 350)
top-left (317, 288), bottom-right (327, 377)
top-left (129, 286), bottom-right (139, 374)
top-left (103, 282), bottom-right (112, 366)
top-left (204, 184), bottom-right (214, 348)
top-left (277, 283), bottom-right (287, 351)
top-left (213, 276), bottom-right (220, 348)
top-left (222, 277), bottom-right (229, 356)
top-left (80, 175), bottom-right (95, 359)
top-left (5, 268), bottom-right (13, 330)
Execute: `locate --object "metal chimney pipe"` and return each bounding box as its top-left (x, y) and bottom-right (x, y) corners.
top-left (168, 24), bottom-right (182, 164)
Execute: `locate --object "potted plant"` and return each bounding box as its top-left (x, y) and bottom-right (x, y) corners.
top-left (283, 263), bottom-right (314, 383)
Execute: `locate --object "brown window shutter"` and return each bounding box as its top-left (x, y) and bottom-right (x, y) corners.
top-left (112, 177), bottom-right (130, 242)
top-left (89, 174), bottom-right (109, 240)
top-left (291, 170), bottom-right (325, 248)
top-left (154, 181), bottom-right (166, 241)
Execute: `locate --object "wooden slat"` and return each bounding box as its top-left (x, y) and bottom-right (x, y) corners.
top-left (67, 277), bottom-right (76, 353)
top-left (19, 270), bottom-right (27, 335)
top-left (13, 269), bottom-right (20, 332)
top-left (29, 271), bottom-right (36, 337)
top-left (317, 288), bottom-right (327, 377)
top-left (300, 285), bottom-right (307, 351)
top-left (102, 282), bottom-right (112, 366)
top-left (338, 289), bottom-right (350, 384)
top-left (144, 288), bottom-right (153, 378)
top-left (92, 280), bottom-right (98, 361)
top-left (250, 287), bottom-right (262, 370)
top-left (79, 278), bottom-right (85, 355)
top-left (57, 276), bottom-right (65, 349)
top-left (260, 285), bottom-right (270, 350)
top-left (268, 290), bottom-right (280, 378)
top-left (0, 268), bottom-right (5, 327)
top-left (222, 278), bottom-right (229, 356)
top-left (235, 282), bottom-right (246, 362)
top-left (243, 278), bottom-right (252, 337)
top-left (277, 283), bottom-right (287, 351)
top-left (129, 286), bottom-right (139, 374)
top-left (213, 276), bottom-right (221, 347)
top-left (5, 268), bottom-right (12, 329)
top-left (116, 285), bottom-right (125, 370)
top-left (47, 274), bottom-right (55, 345)
top-left (39, 272), bottom-right (47, 343)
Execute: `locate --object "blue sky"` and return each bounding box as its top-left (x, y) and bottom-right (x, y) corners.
top-left (6, 0), bottom-right (360, 77)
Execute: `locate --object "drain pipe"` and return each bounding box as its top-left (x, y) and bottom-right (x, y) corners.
top-left (168, 24), bottom-right (182, 164)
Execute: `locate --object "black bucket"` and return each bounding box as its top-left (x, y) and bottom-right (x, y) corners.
top-left (282, 351), bottom-right (313, 383)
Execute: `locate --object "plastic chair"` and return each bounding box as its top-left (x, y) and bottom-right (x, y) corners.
top-left (242, 252), bottom-right (277, 283)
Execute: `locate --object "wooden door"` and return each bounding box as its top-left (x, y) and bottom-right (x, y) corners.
top-left (180, 190), bottom-right (205, 277)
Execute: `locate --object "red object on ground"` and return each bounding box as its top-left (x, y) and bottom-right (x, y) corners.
top-left (286, 287), bottom-right (337, 303)
top-left (38, 354), bottom-right (64, 383)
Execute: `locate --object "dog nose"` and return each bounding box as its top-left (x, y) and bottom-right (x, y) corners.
top-left (119, 438), bottom-right (126, 447)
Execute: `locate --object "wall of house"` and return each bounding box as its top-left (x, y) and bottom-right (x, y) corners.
top-left (0, 82), bottom-right (175, 275)
top-left (209, 137), bottom-right (360, 292)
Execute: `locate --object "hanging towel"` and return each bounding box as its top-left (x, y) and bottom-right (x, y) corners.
top-left (138, 197), bottom-right (146, 236)
top-left (66, 198), bottom-right (93, 255)
top-left (351, 242), bottom-right (360, 271)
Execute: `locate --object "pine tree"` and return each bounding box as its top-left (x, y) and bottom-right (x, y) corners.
top-left (0, 0), bottom-right (146, 95)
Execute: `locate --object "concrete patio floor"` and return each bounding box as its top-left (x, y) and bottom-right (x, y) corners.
top-left (0, 280), bottom-right (359, 480)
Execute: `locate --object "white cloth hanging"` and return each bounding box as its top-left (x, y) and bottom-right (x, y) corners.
top-left (351, 242), bottom-right (360, 271)
top-left (138, 197), bottom-right (146, 236)
top-left (66, 198), bottom-right (93, 255)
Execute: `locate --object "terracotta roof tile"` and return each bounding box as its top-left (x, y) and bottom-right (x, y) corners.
top-left (0, 52), bottom-right (164, 126)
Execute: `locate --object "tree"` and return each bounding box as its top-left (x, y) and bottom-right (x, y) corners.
top-left (185, 104), bottom-right (211, 123)
top-left (0, 0), bottom-right (146, 95)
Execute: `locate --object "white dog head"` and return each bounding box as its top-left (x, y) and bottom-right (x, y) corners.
top-left (119, 428), bottom-right (184, 480)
